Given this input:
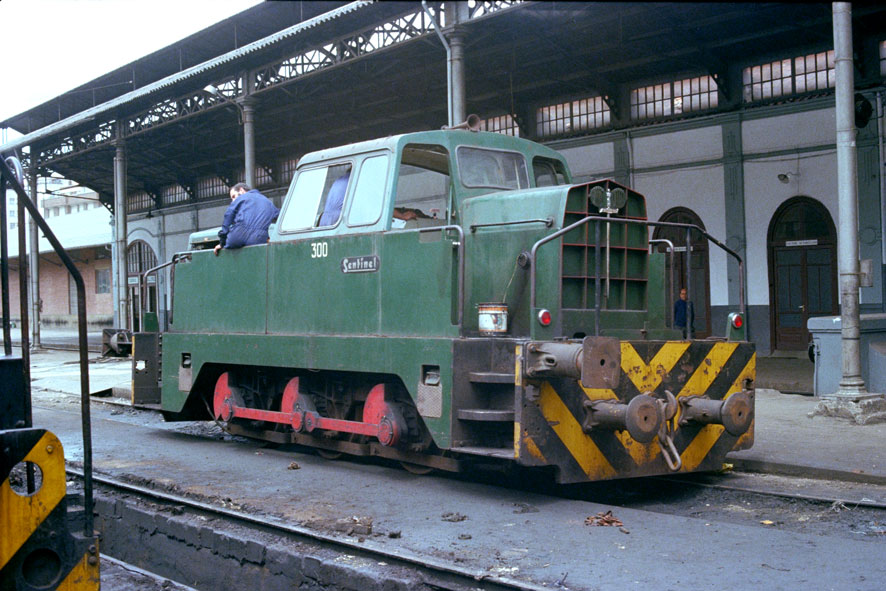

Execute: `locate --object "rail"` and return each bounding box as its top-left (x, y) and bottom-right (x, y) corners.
top-left (469, 217), bottom-right (554, 233)
top-left (1, 156), bottom-right (94, 536)
top-left (139, 253), bottom-right (190, 332)
top-left (418, 224), bottom-right (465, 330)
top-left (529, 216), bottom-right (745, 336)
top-left (649, 238), bottom-right (676, 329)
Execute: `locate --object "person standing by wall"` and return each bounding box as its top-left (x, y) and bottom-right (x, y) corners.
top-left (214, 183), bottom-right (279, 255)
top-left (674, 287), bottom-right (694, 339)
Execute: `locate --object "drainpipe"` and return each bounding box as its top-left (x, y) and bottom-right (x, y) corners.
top-left (830, 2), bottom-right (866, 398)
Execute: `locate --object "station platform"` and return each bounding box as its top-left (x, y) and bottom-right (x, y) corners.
top-left (18, 346), bottom-right (886, 486)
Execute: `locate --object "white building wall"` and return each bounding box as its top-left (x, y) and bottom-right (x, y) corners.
top-left (743, 149), bottom-right (839, 306)
top-left (742, 109), bottom-right (836, 153)
top-left (632, 125), bottom-right (723, 168)
top-left (558, 143), bottom-right (615, 180)
top-left (634, 164), bottom-right (728, 305)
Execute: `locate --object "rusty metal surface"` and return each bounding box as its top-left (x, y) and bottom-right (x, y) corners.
top-left (580, 336), bottom-right (621, 389)
top-left (517, 340), bottom-right (757, 483)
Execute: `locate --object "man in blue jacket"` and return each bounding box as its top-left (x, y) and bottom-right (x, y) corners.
top-left (214, 183), bottom-right (279, 255)
top-left (673, 287), bottom-right (695, 339)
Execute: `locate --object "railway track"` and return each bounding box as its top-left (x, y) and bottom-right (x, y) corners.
top-left (66, 468), bottom-right (560, 591)
top-left (657, 473), bottom-right (886, 510)
top-left (41, 397), bottom-right (884, 589)
top-left (68, 458), bottom-right (886, 591)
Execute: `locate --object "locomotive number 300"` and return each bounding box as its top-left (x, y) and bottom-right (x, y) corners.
top-left (311, 242), bottom-right (328, 258)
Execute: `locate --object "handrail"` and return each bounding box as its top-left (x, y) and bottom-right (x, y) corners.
top-left (0, 156), bottom-right (94, 537)
top-left (649, 238), bottom-right (676, 328)
top-left (139, 253), bottom-right (190, 332)
top-left (470, 217), bottom-right (554, 233)
top-left (529, 216), bottom-right (745, 333)
top-left (417, 224), bottom-right (465, 330)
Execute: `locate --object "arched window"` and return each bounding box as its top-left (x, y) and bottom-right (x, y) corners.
top-left (652, 207), bottom-right (711, 338)
top-left (126, 240), bottom-right (158, 331)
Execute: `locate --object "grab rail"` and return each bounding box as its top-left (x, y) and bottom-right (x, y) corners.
top-left (649, 238), bottom-right (676, 329)
top-left (139, 253), bottom-right (190, 332)
top-left (529, 216), bottom-right (745, 336)
top-left (418, 224), bottom-right (465, 330)
top-left (1, 156), bottom-right (94, 537)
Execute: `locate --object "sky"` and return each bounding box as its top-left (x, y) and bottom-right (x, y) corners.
top-left (0, 0), bottom-right (262, 128)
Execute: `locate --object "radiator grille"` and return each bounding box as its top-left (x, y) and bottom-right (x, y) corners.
top-left (561, 181), bottom-right (648, 311)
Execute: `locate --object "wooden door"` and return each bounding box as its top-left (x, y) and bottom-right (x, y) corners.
top-left (768, 198), bottom-right (838, 351)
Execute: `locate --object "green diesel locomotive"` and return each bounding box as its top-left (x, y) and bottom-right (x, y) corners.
top-left (134, 125), bottom-right (755, 482)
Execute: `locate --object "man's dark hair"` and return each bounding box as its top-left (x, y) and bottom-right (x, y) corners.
top-left (231, 182), bottom-right (251, 193)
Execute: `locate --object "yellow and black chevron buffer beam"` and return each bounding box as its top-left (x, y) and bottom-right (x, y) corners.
top-left (516, 339), bottom-right (755, 484)
top-left (1, 428), bottom-right (100, 590)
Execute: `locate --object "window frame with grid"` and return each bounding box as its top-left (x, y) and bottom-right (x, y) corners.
top-left (480, 114), bottom-right (520, 136)
top-left (742, 50), bottom-right (835, 103)
top-left (536, 96), bottom-right (610, 138)
top-left (95, 268), bottom-right (111, 294)
top-left (631, 75), bottom-right (719, 121)
top-left (127, 191), bottom-right (153, 213)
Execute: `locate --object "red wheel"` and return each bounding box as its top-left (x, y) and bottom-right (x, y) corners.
top-left (281, 377), bottom-right (315, 432)
top-left (213, 372), bottom-right (234, 421)
top-left (363, 384), bottom-right (407, 447)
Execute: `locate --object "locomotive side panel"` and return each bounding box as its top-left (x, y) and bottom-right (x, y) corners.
top-left (267, 234), bottom-right (383, 336)
top-left (172, 245), bottom-right (269, 333)
top-left (379, 229), bottom-right (460, 337)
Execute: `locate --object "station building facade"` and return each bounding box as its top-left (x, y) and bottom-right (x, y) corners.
top-left (2, 3), bottom-right (885, 357)
top-left (4, 186), bottom-right (114, 327)
top-left (124, 46), bottom-right (886, 355)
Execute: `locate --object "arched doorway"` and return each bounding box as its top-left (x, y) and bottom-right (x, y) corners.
top-left (652, 207), bottom-right (711, 338)
top-left (127, 240), bottom-right (158, 332)
top-left (767, 196), bottom-right (838, 351)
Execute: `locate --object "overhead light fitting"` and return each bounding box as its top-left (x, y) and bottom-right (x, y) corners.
top-left (203, 84), bottom-right (221, 97)
top-left (777, 172), bottom-right (799, 184)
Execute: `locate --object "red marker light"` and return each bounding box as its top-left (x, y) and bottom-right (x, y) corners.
top-left (731, 313), bottom-right (743, 329)
top-left (538, 309), bottom-right (552, 326)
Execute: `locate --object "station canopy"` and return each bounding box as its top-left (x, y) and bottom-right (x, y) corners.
top-left (2, 1), bottom-right (884, 210)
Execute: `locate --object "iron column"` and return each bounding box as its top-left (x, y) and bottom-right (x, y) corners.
top-left (830, 2), bottom-right (866, 397)
top-left (28, 169), bottom-right (40, 348)
top-left (240, 97), bottom-right (256, 188)
top-left (113, 127), bottom-right (129, 331)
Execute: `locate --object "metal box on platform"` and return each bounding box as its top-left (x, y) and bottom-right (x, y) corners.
top-left (808, 313), bottom-right (886, 396)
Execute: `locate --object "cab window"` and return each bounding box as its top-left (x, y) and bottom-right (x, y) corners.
top-left (533, 157), bottom-right (569, 187)
top-left (457, 147), bottom-right (529, 191)
top-left (392, 144), bottom-right (450, 229)
top-left (277, 163), bottom-right (352, 233)
top-left (348, 154), bottom-right (390, 227)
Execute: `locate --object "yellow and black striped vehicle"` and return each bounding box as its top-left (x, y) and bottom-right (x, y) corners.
top-left (1, 154), bottom-right (100, 590)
